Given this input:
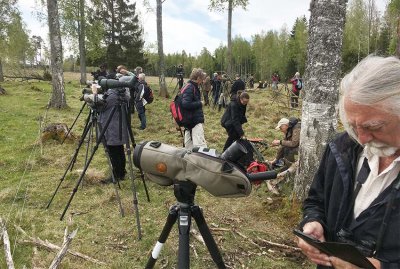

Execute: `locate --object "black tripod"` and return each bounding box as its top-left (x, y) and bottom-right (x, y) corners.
top-left (170, 75), bottom-right (184, 96)
top-left (47, 100), bottom-right (125, 217)
top-left (146, 181), bottom-right (226, 269)
top-left (47, 89), bottom-right (149, 239)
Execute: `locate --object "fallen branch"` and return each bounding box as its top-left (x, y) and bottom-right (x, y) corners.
top-left (190, 229), bottom-right (205, 246)
top-left (0, 218), bottom-right (15, 269)
top-left (256, 236), bottom-right (301, 251)
top-left (15, 225), bottom-right (106, 266)
top-left (233, 230), bottom-right (263, 251)
top-left (48, 229), bottom-right (78, 269)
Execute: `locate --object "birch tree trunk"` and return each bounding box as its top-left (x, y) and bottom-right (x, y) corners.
top-left (47, 0), bottom-right (67, 109)
top-left (78, 0), bottom-right (87, 85)
top-left (157, 0), bottom-right (169, 98)
top-left (294, 0), bottom-right (347, 201)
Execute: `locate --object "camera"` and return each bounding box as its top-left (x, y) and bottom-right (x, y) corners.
top-left (336, 228), bottom-right (376, 257)
top-left (176, 64), bottom-right (184, 78)
top-left (133, 141), bottom-right (276, 198)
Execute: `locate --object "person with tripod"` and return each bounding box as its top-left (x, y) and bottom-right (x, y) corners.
top-left (176, 64), bottom-right (184, 89)
top-left (181, 68), bottom-right (207, 149)
top-left (99, 81), bottom-right (131, 184)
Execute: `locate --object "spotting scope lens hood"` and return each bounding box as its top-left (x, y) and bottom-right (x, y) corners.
top-left (98, 75), bottom-right (137, 90)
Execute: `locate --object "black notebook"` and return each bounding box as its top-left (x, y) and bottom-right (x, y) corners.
top-left (293, 229), bottom-right (375, 269)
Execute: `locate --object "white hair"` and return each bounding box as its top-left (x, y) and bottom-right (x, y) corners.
top-left (138, 73), bottom-right (145, 80)
top-left (339, 55), bottom-right (400, 140)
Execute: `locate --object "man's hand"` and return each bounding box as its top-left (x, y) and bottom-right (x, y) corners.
top-left (296, 221), bottom-right (331, 267)
top-left (330, 256), bottom-right (380, 269)
top-left (271, 139), bottom-right (280, 146)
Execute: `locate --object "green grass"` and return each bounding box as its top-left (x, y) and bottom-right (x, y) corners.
top-left (0, 74), bottom-right (312, 268)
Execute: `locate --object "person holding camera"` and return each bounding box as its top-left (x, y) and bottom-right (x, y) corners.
top-left (98, 78), bottom-right (131, 184)
top-left (181, 68), bottom-right (207, 149)
top-left (296, 56), bottom-right (400, 269)
top-left (220, 91), bottom-right (249, 151)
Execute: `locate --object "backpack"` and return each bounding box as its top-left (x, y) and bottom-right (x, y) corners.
top-left (295, 79), bottom-right (303, 90)
top-left (143, 84), bottom-right (154, 104)
top-left (170, 84), bottom-right (193, 127)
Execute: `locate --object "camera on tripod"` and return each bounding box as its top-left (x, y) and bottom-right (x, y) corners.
top-left (175, 64), bottom-right (184, 78)
top-left (133, 140), bottom-right (277, 198)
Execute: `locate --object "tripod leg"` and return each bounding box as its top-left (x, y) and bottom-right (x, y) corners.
top-left (61, 102), bottom-right (87, 145)
top-left (192, 205), bottom-right (226, 269)
top-left (121, 104), bottom-right (143, 239)
top-left (145, 205), bottom-right (179, 269)
top-left (124, 105), bottom-right (151, 202)
top-left (46, 111), bottom-right (93, 209)
top-left (60, 105), bottom-right (118, 220)
top-left (96, 119), bottom-right (125, 217)
top-left (178, 203), bottom-right (191, 269)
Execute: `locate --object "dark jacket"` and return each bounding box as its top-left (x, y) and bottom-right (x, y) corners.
top-left (301, 132), bottom-right (400, 268)
top-left (230, 79), bottom-right (246, 99)
top-left (181, 80), bottom-right (204, 129)
top-left (99, 88), bottom-right (130, 146)
top-left (276, 119), bottom-right (300, 162)
top-left (220, 98), bottom-right (247, 137)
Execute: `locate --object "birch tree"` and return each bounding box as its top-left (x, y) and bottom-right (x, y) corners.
top-left (47, 0), bottom-right (67, 108)
top-left (294, 0), bottom-right (348, 201)
top-left (209, 0), bottom-right (249, 77)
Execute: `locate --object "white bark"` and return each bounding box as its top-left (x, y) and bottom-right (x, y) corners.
top-left (294, 0), bottom-right (347, 200)
top-left (47, 0), bottom-right (67, 108)
top-left (1, 218), bottom-right (15, 269)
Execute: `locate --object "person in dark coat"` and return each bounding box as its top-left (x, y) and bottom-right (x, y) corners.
top-left (230, 74), bottom-right (246, 100)
top-left (98, 76), bottom-right (131, 183)
top-left (296, 56), bottom-right (400, 269)
top-left (181, 68), bottom-right (207, 149)
top-left (221, 91), bottom-right (249, 151)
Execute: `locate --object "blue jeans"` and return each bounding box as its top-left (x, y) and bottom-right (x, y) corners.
top-left (138, 112), bottom-right (146, 129)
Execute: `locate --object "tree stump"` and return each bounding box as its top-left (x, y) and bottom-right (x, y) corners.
top-left (0, 86), bottom-right (6, 95)
top-left (42, 123), bottom-right (75, 143)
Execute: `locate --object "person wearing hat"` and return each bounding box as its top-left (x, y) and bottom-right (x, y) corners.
top-left (270, 117), bottom-right (301, 169)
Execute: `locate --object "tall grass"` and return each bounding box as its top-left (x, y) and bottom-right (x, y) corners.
top-left (0, 74), bottom-right (311, 268)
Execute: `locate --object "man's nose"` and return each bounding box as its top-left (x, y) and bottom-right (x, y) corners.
top-left (356, 127), bottom-right (373, 145)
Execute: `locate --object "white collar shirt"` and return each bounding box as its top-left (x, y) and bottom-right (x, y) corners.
top-left (353, 149), bottom-right (400, 218)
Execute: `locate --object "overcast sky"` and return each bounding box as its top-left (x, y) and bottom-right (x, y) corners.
top-left (18, 0), bottom-right (388, 56)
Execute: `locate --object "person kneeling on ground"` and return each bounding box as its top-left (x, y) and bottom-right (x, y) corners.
top-left (270, 117), bottom-right (301, 171)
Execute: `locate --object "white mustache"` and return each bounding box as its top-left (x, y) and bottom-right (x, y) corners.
top-left (364, 142), bottom-right (398, 157)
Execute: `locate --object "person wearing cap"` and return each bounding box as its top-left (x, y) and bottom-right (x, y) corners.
top-left (270, 117), bottom-right (301, 169)
top-left (230, 74), bottom-right (246, 101)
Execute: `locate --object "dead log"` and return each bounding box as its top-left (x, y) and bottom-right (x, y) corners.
top-left (0, 218), bottom-right (15, 269)
top-left (41, 123), bottom-right (75, 143)
top-left (48, 229), bottom-right (77, 269)
top-left (15, 225), bottom-right (106, 266)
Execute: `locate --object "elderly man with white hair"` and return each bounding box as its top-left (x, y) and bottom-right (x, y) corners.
top-left (297, 56), bottom-right (400, 269)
